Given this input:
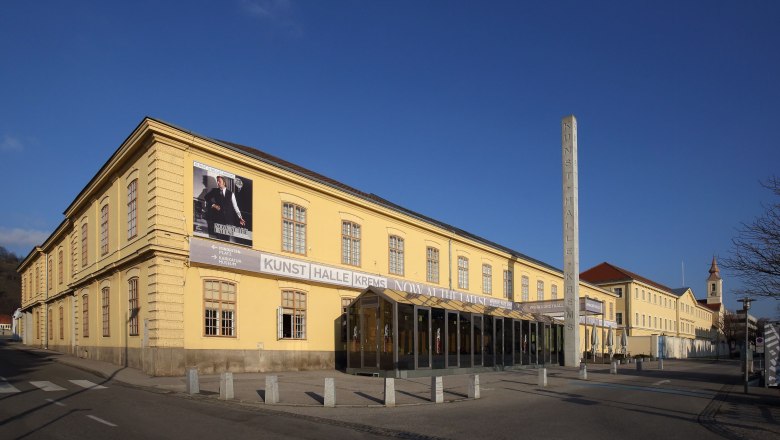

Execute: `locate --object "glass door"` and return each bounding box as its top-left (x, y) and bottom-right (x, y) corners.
top-left (432, 309), bottom-right (446, 369)
top-left (513, 320), bottom-right (523, 365)
top-left (360, 304), bottom-right (378, 369)
top-left (415, 307), bottom-right (431, 369)
top-left (459, 313), bottom-right (472, 368)
top-left (446, 311), bottom-right (459, 368)
top-left (473, 315), bottom-right (483, 367)
top-left (529, 321), bottom-right (537, 365)
top-left (494, 318), bottom-right (504, 367)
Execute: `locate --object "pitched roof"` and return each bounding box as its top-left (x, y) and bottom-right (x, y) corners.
top-left (697, 299), bottom-right (722, 312)
top-left (671, 287), bottom-right (690, 296)
top-left (580, 262), bottom-right (678, 295)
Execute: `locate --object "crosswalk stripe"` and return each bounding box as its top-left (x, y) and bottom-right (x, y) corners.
top-left (69, 380), bottom-right (107, 389)
top-left (0, 381), bottom-right (20, 393)
top-left (30, 381), bottom-right (67, 392)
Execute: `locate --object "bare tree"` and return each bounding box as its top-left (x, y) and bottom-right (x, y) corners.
top-left (722, 177), bottom-right (780, 299)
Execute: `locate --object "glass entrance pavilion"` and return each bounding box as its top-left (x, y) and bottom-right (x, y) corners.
top-left (346, 286), bottom-right (564, 376)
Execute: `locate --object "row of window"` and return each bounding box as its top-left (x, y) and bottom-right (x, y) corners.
top-left (632, 313), bottom-right (703, 334)
top-left (80, 278), bottom-right (140, 339)
top-left (21, 179), bottom-right (139, 303)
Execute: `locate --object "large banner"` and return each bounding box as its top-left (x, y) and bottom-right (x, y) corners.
top-left (193, 161), bottom-right (253, 246)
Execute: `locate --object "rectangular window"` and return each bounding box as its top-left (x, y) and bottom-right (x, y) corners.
top-left (48, 309), bottom-right (53, 340)
top-left (204, 280), bottom-right (236, 337)
top-left (614, 287), bottom-right (623, 298)
top-left (127, 179), bottom-right (138, 239)
top-left (48, 258), bottom-right (52, 290)
top-left (102, 287), bottom-right (110, 337)
top-left (282, 203), bottom-right (306, 254)
top-left (58, 249), bottom-right (63, 285)
top-left (457, 257), bottom-right (469, 289)
top-left (426, 247), bottom-right (439, 283)
top-left (389, 236), bottom-right (404, 275)
top-left (610, 303), bottom-right (614, 320)
top-left (642, 315), bottom-right (646, 327)
top-left (616, 312), bottom-right (623, 325)
top-left (503, 270), bottom-right (513, 299)
top-left (82, 294), bottom-right (89, 338)
top-left (341, 221), bottom-right (361, 266)
top-left (521, 276), bottom-right (529, 302)
top-left (81, 222), bottom-right (88, 267)
top-left (482, 264), bottom-right (492, 294)
top-left (71, 234), bottom-right (77, 277)
top-left (551, 284), bottom-right (558, 300)
top-left (100, 205), bottom-right (109, 256)
top-left (537, 280), bottom-right (544, 301)
top-left (128, 278), bottom-right (139, 336)
top-left (281, 290), bottom-right (306, 339)
top-left (59, 306), bottom-right (64, 339)
top-left (635, 313), bottom-right (639, 325)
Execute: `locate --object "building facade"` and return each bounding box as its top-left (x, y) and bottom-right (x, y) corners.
top-left (18, 117), bottom-right (619, 376)
top-left (580, 261), bottom-right (723, 357)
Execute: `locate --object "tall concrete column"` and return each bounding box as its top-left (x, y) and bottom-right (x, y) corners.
top-left (562, 115), bottom-right (581, 367)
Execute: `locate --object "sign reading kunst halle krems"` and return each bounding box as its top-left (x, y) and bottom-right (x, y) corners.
top-left (193, 161), bottom-right (253, 246)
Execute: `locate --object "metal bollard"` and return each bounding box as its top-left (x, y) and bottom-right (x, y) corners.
top-left (384, 377), bottom-right (396, 407)
top-left (658, 358), bottom-right (664, 370)
top-left (265, 375), bottom-right (279, 404)
top-left (431, 376), bottom-right (443, 403)
top-left (186, 367), bottom-right (199, 395)
top-left (219, 372), bottom-right (234, 400)
top-left (324, 378), bottom-right (335, 407)
top-left (579, 363), bottom-right (588, 380)
top-left (610, 361), bottom-right (618, 374)
top-left (539, 368), bottom-right (548, 387)
top-left (468, 374), bottom-right (480, 399)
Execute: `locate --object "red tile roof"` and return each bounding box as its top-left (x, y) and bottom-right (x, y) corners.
top-left (580, 262), bottom-right (678, 295)
top-left (697, 299), bottom-right (722, 311)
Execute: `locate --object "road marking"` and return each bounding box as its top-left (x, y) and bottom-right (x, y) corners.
top-left (45, 398), bottom-right (66, 407)
top-left (653, 380), bottom-right (671, 386)
top-left (69, 380), bottom-right (107, 389)
top-left (87, 415), bottom-right (117, 427)
top-left (0, 380), bottom-right (20, 393)
top-left (30, 381), bottom-right (66, 392)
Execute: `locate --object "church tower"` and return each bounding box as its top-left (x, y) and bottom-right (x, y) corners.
top-left (706, 256), bottom-right (723, 305)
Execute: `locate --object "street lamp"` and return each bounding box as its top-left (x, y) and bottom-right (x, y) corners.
top-left (737, 297), bottom-right (752, 394)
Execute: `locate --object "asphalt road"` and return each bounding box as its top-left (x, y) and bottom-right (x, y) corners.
top-left (0, 345), bottom-right (407, 439)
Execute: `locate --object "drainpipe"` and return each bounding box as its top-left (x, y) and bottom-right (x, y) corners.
top-left (44, 256), bottom-right (49, 350)
top-left (448, 239), bottom-right (452, 291)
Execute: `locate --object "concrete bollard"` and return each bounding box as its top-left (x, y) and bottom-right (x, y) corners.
top-left (468, 374), bottom-right (480, 399)
top-left (265, 375), bottom-right (279, 404)
top-left (186, 367), bottom-right (199, 395)
top-left (611, 361), bottom-right (618, 375)
top-left (538, 368), bottom-right (548, 387)
top-left (636, 359), bottom-right (643, 371)
top-left (658, 358), bottom-right (664, 371)
top-left (579, 363), bottom-right (588, 380)
top-left (324, 377), bottom-right (335, 407)
top-left (220, 372), bottom-right (234, 400)
top-left (384, 377), bottom-right (396, 407)
top-left (431, 376), bottom-right (443, 403)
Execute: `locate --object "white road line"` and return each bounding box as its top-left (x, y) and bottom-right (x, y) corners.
top-left (45, 398), bottom-right (66, 407)
top-left (653, 380), bottom-right (671, 386)
top-left (30, 381), bottom-right (67, 392)
top-left (0, 381), bottom-right (20, 393)
top-left (69, 380), bottom-right (107, 389)
top-left (87, 415), bottom-right (117, 427)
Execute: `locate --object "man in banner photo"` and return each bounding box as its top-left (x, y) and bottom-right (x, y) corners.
top-left (193, 162), bottom-right (253, 246)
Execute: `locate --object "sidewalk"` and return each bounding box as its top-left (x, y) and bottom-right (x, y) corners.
top-left (9, 342), bottom-right (780, 438)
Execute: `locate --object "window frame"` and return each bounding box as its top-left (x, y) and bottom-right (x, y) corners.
top-left (81, 222), bottom-right (88, 267)
top-left (482, 264), bottom-right (492, 294)
top-left (457, 256), bottom-right (469, 290)
top-left (102, 287), bottom-right (110, 337)
top-left (282, 202), bottom-right (307, 255)
top-left (280, 290), bottom-right (307, 340)
top-left (82, 294), bottom-right (89, 338)
top-left (521, 276), bottom-right (529, 301)
top-left (127, 179), bottom-right (138, 239)
top-left (503, 270), bottom-right (513, 299)
top-left (203, 280), bottom-right (237, 337)
top-left (128, 277), bottom-right (139, 336)
top-left (341, 221), bottom-right (361, 267)
top-left (388, 235), bottom-right (404, 275)
top-left (537, 280), bottom-right (544, 301)
top-left (100, 204), bottom-right (109, 256)
top-left (426, 247), bottom-right (440, 284)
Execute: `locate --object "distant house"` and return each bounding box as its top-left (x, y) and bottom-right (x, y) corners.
top-left (0, 315), bottom-right (11, 334)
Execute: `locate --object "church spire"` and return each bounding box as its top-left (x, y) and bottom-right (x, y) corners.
top-left (708, 256), bottom-right (721, 281)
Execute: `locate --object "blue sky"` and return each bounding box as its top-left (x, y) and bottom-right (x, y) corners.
top-left (1, 1), bottom-right (778, 317)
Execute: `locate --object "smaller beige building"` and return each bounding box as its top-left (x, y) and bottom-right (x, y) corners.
top-left (581, 260), bottom-right (725, 358)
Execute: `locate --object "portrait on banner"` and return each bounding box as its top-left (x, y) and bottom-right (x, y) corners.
top-left (193, 161), bottom-right (253, 246)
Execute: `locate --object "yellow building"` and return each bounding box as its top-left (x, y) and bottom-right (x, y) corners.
top-left (18, 117), bottom-right (617, 376)
top-left (580, 262), bottom-right (720, 357)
